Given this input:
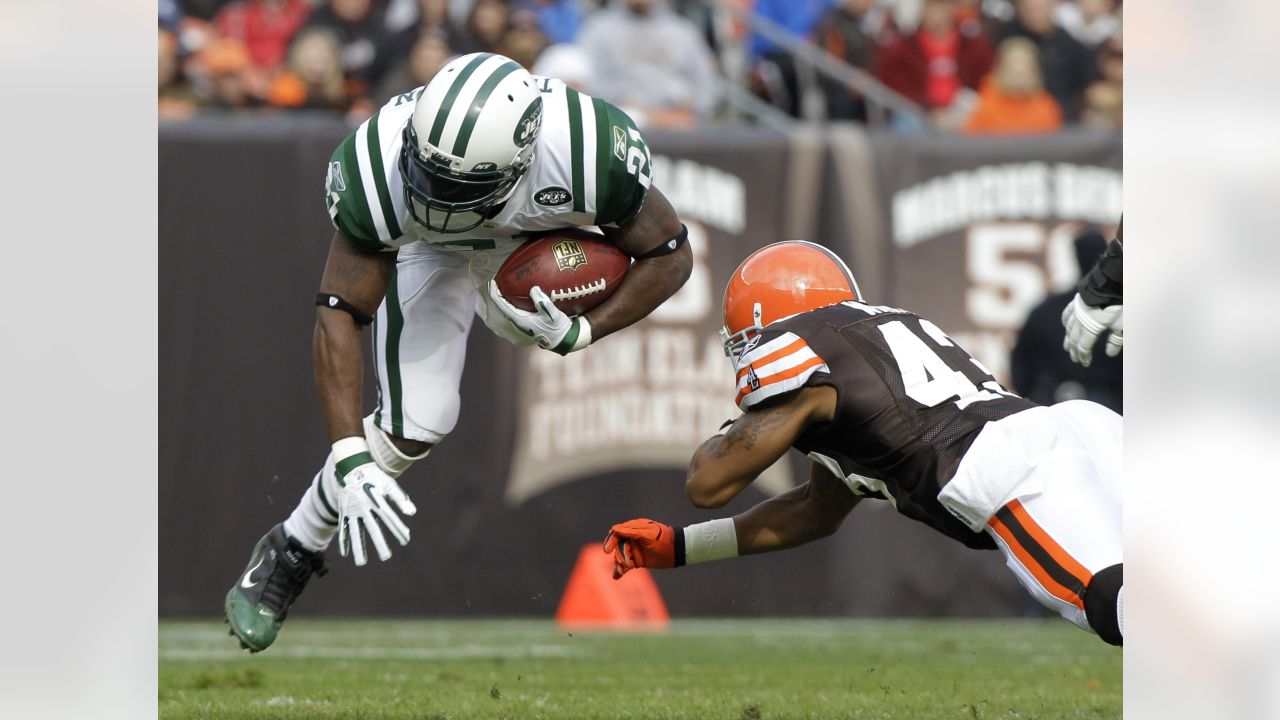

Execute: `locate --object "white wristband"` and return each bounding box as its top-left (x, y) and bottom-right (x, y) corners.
top-left (331, 436), bottom-right (371, 463)
top-left (682, 518), bottom-right (738, 565)
top-left (332, 436), bottom-right (373, 483)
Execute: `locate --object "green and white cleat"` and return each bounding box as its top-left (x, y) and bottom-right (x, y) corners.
top-left (224, 524), bottom-right (328, 653)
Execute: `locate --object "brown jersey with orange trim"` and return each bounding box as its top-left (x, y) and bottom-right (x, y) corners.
top-left (733, 301), bottom-right (1036, 548)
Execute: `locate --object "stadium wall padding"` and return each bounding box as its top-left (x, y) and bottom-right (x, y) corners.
top-left (159, 118), bottom-right (1118, 618)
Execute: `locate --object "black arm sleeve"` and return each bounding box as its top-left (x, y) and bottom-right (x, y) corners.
top-left (1078, 238), bottom-right (1123, 308)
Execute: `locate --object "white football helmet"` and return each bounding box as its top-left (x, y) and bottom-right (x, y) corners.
top-left (399, 52), bottom-right (544, 233)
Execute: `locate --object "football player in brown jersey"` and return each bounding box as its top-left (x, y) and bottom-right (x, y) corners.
top-left (603, 241), bottom-right (1124, 646)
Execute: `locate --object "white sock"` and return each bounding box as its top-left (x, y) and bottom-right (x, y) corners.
top-left (1116, 585), bottom-right (1124, 638)
top-left (282, 453), bottom-right (341, 553)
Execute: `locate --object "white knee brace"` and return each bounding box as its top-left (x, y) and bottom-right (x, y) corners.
top-left (363, 415), bottom-right (431, 479)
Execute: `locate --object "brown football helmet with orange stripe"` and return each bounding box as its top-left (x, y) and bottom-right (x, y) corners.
top-left (720, 241), bottom-right (863, 362)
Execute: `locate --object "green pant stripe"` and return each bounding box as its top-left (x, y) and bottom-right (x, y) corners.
top-left (428, 53), bottom-right (494, 147)
top-left (365, 111), bottom-right (402, 239)
top-left (592, 98), bottom-right (615, 222)
top-left (452, 61), bottom-right (520, 156)
top-left (384, 272), bottom-right (405, 438)
top-left (371, 311), bottom-right (383, 429)
top-left (566, 87), bottom-right (585, 212)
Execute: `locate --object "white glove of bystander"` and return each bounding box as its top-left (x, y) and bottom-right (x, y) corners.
top-left (1061, 294), bottom-right (1123, 367)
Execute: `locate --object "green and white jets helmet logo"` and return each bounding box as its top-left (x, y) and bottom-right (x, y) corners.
top-left (534, 186), bottom-right (572, 207)
top-left (513, 99), bottom-right (543, 148)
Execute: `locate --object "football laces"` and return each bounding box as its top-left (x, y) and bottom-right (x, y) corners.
top-left (549, 278), bottom-right (607, 303)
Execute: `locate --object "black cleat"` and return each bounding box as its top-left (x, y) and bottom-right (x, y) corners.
top-left (224, 524), bottom-right (328, 653)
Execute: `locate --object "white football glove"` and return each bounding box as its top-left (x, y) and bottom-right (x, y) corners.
top-left (1062, 294), bottom-right (1123, 367)
top-left (486, 280), bottom-right (591, 355)
top-left (336, 461), bottom-right (417, 566)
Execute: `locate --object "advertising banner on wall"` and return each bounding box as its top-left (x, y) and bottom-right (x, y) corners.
top-left (858, 133), bottom-right (1123, 384)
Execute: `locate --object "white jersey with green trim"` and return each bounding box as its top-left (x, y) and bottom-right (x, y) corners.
top-left (324, 76), bottom-right (652, 256)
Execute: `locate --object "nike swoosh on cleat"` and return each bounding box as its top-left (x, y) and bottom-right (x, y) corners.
top-left (240, 555), bottom-right (265, 589)
top-left (258, 607), bottom-right (275, 617)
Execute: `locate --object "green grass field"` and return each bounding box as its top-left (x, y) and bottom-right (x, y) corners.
top-left (159, 618), bottom-right (1120, 719)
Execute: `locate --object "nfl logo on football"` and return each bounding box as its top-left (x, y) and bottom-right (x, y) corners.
top-left (552, 240), bottom-right (588, 271)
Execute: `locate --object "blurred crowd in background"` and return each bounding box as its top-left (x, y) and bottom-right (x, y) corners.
top-left (159, 0), bottom-right (1121, 134)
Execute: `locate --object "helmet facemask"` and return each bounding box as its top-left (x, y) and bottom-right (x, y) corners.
top-left (399, 122), bottom-right (533, 234)
top-left (720, 301), bottom-right (765, 365)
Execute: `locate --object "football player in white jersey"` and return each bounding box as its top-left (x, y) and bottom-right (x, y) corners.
top-left (225, 52), bottom-right (693, 652)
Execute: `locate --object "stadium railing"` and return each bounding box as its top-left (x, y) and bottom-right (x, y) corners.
top-left (704, 0), bottom-right (929, 129)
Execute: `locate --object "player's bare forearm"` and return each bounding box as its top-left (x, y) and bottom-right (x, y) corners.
top-left (585, 246), bottom-right (690, 339)
top-left (686, 387), bottom-right (837, 508)
top-left (732, 463), bottom-right (860, 555)
top-left (687, 404), bottom-right (798, 508)
top-left (314, 314), bottom-right (368, 442)
top-left (587, 186), bottom-right (691, 339)
top-left (313, 232), bottom-right (395, 443)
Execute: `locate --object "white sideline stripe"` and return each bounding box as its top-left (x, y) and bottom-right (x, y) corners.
top-left (161, 643), bottom-right (583, 662)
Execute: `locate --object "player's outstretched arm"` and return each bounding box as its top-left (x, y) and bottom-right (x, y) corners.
top-left (732, 462), bottom-right (860, 554)
top-left (602, 463), bottom-right (859, 578)
top-left (589, 186), bottom-right (692, 340)
top-left (685, 386), bottom-right (837, 509)
top-left (314, 231), bottom-right (395, 442)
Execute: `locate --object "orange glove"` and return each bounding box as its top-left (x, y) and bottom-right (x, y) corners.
top-left (602, 518), bottom-right (682, 579)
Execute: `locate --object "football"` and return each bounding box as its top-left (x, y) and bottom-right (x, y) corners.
top-left (495, 228), bottom-right (631, 315)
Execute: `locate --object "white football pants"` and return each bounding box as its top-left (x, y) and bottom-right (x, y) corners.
top-left (942, 400), bottom-right (1122, 633)
top-left (370, 242), bottom-right (533, 444)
